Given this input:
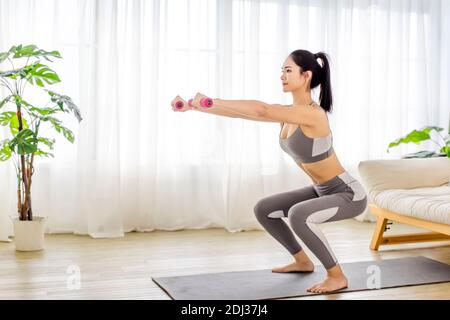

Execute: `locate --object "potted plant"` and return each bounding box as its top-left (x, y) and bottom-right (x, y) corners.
top-left (0, 44), bottom-right (82, 251)
top-left (387, 125), bottom-right (450, 159)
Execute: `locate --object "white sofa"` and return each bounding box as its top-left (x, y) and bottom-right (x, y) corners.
top-left (358, 157), bottom-right (450, 250)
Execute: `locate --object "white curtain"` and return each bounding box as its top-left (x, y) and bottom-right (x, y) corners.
top-left (0, 0), bottom-right (449, 241)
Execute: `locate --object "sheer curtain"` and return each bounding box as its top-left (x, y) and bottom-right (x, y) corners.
top-left (0, 0), bottom-right (449, 241)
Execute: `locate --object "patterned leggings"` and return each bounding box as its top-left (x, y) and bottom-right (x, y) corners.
top-left (254, 171), bottom-right (367, 269)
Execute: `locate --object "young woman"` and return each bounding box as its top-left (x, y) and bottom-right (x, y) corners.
top-left (171, 49), bottom-right (368, 294)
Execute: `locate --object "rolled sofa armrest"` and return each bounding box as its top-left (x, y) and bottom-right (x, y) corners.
top-left (358, 157), bottom-right (450, 194)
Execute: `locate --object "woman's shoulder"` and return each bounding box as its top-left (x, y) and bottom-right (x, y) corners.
top-left (311, 102), bottom-right (328, 118)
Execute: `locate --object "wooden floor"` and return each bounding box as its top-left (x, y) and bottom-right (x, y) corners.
top-left (0, 219), bottom-right (449, 300)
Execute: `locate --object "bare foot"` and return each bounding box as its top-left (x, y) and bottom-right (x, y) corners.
top-left (272, 260), bottom-right (315, 273)
top-left (307, 274), bottom-right (348, 293)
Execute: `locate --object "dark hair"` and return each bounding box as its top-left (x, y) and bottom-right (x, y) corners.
top-left (289, 49), bottom-right (333, 113)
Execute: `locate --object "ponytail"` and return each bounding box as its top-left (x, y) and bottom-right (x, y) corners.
top-left (314, 52), bottom-right (333, 113)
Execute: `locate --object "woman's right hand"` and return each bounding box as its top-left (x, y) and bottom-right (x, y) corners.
top-left (171, 95), bottom-right (192, 112)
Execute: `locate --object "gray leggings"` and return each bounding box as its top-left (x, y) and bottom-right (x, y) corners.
top-left (254, 171), bottom-right (368, 270)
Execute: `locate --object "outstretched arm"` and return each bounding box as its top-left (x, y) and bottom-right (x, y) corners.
top-left (195, 103), bottom-right (275, 122)
top-left (211, 99), bottom-right (267, 118)
top-left (191, 92), bottom-right (278, 122)
top-left (259, 103), bottom-right (321, 126)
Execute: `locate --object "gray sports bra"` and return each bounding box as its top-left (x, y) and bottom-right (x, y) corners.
top-left (279, 104), bottom-right (333, 164)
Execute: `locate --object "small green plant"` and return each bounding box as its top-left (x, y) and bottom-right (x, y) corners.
top-left (0, 44), bottom-right (82, 221)
top-left (387, 126), bottom-right (450, 159)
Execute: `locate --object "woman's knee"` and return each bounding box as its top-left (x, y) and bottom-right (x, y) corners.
top-left (288, 206), bottom-right (308, 225)
top-left (253, 198), bottom-right (282, 221)
top-left (253, 199), bottom-right (269, 220)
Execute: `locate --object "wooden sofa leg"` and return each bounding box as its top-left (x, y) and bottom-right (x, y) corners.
top-left (370, 216), bottom-right (388, 251)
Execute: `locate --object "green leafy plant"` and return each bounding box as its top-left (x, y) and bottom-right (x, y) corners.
top-left (0, 44), bottom-right (82, 221)
top-left (387, 126), bottom-right (450, 158)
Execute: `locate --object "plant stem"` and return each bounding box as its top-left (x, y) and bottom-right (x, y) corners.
top-left (26, 154), bottom-right (34, 220)
top-left (14, 77), bottom-right (19, 95)
top-left (15, 100), bottom-right (30, 221)
top-left (17, 189), bottom-right (22, 218)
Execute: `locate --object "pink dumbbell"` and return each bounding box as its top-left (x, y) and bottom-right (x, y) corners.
top-left (188, 97), bottom-right (213, 108)
top-left (200, 97), bottom-right (213, 108)
top-left (175, 100), bottom-right (184, 109)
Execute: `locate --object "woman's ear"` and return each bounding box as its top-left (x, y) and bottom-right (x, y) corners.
top-left (306, 70), bottom-right (313, 80)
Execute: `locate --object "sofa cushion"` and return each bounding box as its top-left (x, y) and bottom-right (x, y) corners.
top-left (358, 158), bottom-right (450, 192)
top-left (372, 185), bottom-right (450, 225)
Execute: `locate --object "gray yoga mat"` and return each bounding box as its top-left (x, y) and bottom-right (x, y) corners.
top-left (151, 256), bottom-right (450, 300)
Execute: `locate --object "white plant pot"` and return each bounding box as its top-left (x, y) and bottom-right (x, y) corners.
top-left (12, 216), bottom-right (46, 251)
